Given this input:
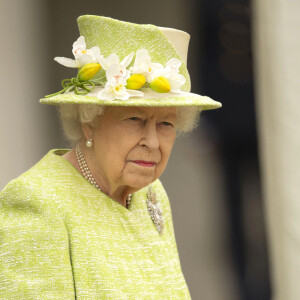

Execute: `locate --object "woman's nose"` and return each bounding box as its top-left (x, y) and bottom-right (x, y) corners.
top-left (140, 122), bottom-right (159, 150)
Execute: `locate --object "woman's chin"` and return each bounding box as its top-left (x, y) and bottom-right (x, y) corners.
top-left (123, 174), bottom-right (156, 190)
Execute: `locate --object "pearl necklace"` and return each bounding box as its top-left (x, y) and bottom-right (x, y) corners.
top-left (75, 144), bottom-right (132, 209)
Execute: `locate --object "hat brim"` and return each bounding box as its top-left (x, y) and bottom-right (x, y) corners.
top-left (40, 87), bottom-right (222, 110)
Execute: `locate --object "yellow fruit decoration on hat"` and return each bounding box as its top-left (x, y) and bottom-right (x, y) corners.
top-left (150, 76), bottom-right (171, 93)
top-left (78, 63), bottom-right (101, 81)
top-left (126, 74), bottom-right (146, 90)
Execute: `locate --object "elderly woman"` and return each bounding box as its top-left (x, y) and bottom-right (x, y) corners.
top-left (0, 15), bottom-right (221, 299)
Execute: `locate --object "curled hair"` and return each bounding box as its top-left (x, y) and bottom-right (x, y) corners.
top-left (58, 104), bottom-right (201, 143)
top-left (176, 106), bottom-right (201, 134)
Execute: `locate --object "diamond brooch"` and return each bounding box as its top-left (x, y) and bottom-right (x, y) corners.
top-left (147, 186), bottom-right (164, 235)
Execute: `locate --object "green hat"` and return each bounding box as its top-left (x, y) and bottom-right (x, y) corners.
top-left (40, 15), bottom-right (221, 110)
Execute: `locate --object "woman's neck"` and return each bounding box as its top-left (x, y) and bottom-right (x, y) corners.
top-left (62, 147), bottom-right (135, 207)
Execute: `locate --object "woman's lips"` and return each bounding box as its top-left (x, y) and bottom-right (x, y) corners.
top-left (131, 160), bottom-right (157, 167)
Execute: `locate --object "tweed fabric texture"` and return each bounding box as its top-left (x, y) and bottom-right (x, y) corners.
top-left (0, 150), bottom-right (191, 299)
top-left (40, 15), bottom-right (222, 110)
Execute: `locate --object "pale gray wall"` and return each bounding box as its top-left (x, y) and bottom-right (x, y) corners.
top-left (0, 0), bottom-right (56, 188)
top-left (253, 0), bottom-right (300, 298)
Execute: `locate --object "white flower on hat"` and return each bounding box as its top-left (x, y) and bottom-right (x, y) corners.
top-left (150, 58), bottom-right (186, 93)
top-left (54, 36), bottom-right (102, 68)
top-left (131, 49), bottom-right (164, 82)
top-left (163, 58), bottom-right (186, 93)
top-left (98, 52), bottom-right (135, 71)
top-left (98, 63), bottom-right (143, 101)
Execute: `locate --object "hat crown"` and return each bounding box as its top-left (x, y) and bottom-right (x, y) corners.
top-left (77, 15), bottom-right (191, 92)
top-left (158, 27), bottom-right (190, 66)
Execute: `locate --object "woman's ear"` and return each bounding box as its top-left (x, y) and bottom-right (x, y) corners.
top-left (81, 122), bottom-right (93, 141)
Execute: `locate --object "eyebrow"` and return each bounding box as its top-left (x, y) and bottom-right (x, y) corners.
top-left (117, 107), bottom-right (177, 119)
top-left (126, 107), bottom-right (153, 115)
top-left (161, 112), bottom-right (177, 119)
top-left (117, 108), bottom-right (147, 118)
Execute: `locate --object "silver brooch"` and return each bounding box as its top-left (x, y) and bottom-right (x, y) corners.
top-left (147, 186), bottom-right (164, 235)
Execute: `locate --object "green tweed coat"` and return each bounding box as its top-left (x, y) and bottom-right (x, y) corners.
top-left (0, 150), bottom-right (191, 299)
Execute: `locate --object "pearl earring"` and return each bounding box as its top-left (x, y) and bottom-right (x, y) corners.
top-left (86, 139), bottom-right (93, 147)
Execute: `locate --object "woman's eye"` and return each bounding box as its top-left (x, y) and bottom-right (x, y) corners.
top-left (161, 121), bottom-right (174, 127)
top-left (129, 117), bottom-right (141, 121)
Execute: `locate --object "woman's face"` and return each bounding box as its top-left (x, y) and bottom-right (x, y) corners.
top-left (85, 106), bottom-right (177, 193)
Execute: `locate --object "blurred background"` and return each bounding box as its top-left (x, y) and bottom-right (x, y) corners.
top-left (1, 0), bottom-right (300, 299)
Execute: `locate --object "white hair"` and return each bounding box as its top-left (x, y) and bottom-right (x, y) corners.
top-left (58, 104), bottom-right (201, 144)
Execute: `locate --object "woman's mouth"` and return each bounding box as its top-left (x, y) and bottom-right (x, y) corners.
top-left (131, 160), bottom-right (157, 167)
